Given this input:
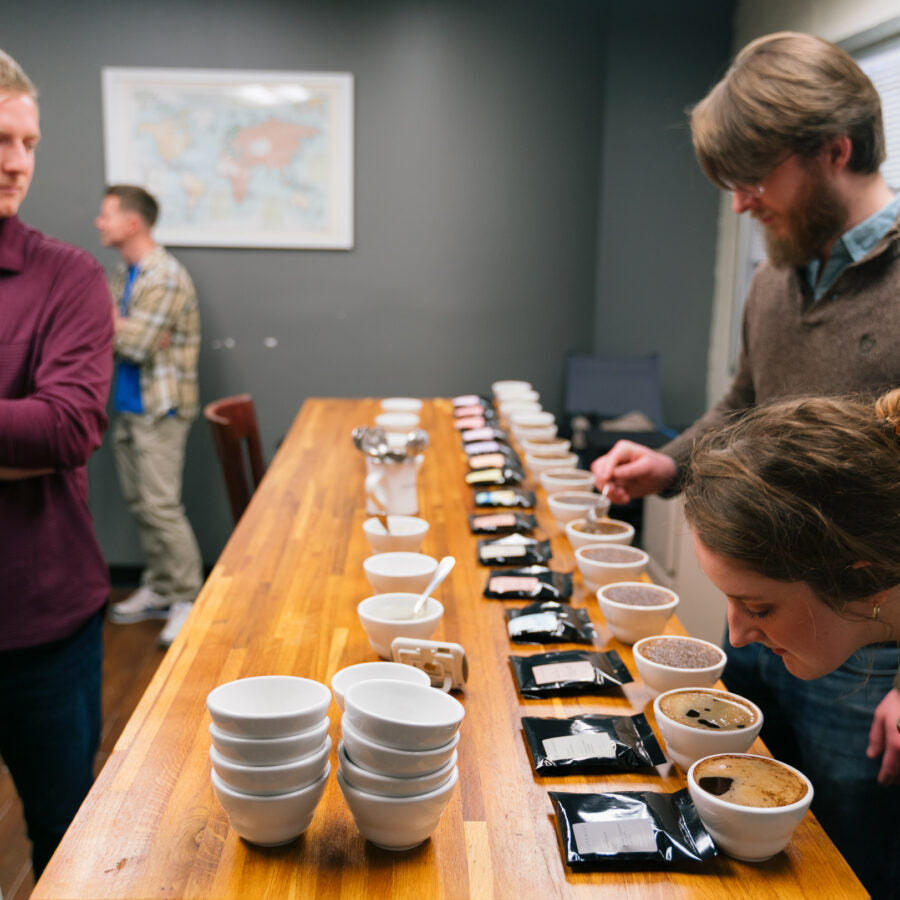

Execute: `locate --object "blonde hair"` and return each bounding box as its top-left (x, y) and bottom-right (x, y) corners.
top-left (0, 49), bottom-right (37, 98)
top-left (684, 389), bottom-right (900, 609)
top-left (691, 31), bottom-right (884, 190)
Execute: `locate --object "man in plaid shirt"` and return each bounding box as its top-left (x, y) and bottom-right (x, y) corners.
top-left (96, 185), bottom-right (203, 647)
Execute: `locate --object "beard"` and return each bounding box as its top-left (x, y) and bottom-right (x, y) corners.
top-left (758, 165), bottom-right (848, 269)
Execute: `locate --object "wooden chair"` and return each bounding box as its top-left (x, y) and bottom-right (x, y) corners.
top-left (203, 394), bottom-right (267, 524)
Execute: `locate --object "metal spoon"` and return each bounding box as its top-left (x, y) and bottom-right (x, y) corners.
top-left (584, 485), bottom-right (612, 532)
top-left (405, 428), bottom-right (429, 457)
top-left (411, 556), bottom-right (455, 617)
top-left (360, 426), bottom-right (390, 460)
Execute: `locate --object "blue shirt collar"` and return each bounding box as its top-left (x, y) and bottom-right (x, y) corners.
top-left (807, 195), bottom-right (900, 299)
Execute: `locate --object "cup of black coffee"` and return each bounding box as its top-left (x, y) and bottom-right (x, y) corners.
top-left (687, 753), bottom-right (813, 860)
top-left (653, 687), bottom-right (762, 769)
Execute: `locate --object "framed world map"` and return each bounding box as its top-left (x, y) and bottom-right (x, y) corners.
top-left (101, 67), bottom-right (354, 249)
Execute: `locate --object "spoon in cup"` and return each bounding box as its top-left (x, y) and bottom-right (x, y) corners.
top-left (411, 555), bottom-right (455, 618)
top-left (585, 484), bottom-right (612, 532)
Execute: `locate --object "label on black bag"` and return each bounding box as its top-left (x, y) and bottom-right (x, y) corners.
top-left (573, 818), bottom-right (657, 855)
top-left (542, 732), bottom-right (616, 761)
top-left (508, 613), bottom-right (558, 636)
top-left (533, 660), bottom-right (595, 685)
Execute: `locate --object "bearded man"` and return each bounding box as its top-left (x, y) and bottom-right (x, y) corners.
top-left (590, 32), bottom-right (900, 898)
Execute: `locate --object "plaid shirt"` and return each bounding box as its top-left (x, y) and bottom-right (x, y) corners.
top-left (110, 245), bottom-right (200, 420)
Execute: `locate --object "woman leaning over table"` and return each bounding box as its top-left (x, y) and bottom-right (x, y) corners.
top-left (682, 387), bottom-right (900, 900)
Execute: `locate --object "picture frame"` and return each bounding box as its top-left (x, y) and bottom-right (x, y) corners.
top-left (102, 66), bottom-right (354, 249)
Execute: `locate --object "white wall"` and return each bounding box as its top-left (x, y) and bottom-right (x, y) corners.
top-left (734, 0), bottom-right (900, 46)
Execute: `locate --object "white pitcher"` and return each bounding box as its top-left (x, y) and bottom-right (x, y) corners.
top-left (365, 455), bottom-right (423, 516)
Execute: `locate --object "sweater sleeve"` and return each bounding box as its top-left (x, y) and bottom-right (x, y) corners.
top-left (0, 260), bottom-right (114, 469)
top-left (658, 294), bottom-right (758, 479)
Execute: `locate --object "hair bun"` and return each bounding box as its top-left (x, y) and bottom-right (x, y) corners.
top-left (874, 387), bottom-right (900, 440)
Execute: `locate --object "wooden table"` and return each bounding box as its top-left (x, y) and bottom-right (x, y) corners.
top-left (34, 399), bottom-right (864, 898)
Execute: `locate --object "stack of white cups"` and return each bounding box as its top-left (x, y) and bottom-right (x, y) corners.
top-left (492, 380), bottom-right (541, 425)
top-left (336, 678), bottom-right (464, 850)
top-left (207, 675), bottom-right (332, 846)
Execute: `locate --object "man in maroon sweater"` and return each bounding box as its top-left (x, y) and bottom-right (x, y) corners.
top-left (0, 50), bottom-right (113, 877)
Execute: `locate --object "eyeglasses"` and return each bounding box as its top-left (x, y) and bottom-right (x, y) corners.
top-left (723, 154), bottom-right (794, 199)
top-left (722, 178), bottom-right (766, 198)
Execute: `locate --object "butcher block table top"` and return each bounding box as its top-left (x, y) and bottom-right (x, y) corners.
top-left (33, 398), bottom-right (864, 898)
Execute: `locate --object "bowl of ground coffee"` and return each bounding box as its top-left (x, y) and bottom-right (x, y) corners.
top-left (632, 635), bottom-right (726, 693)
top-left (574, 544), bottom-right (648, 591)
top-left (597, 582), bottom-right (678, 644)
top-left (565, 517), bottom-right (635, 551)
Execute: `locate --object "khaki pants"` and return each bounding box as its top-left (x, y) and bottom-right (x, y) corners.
top-left (112, 413), bottom-right (203, 602)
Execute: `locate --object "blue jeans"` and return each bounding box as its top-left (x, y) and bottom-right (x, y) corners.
top-left (0, 608), bottom-right (103, 877)
top-left (724, 639), bottom-right (900, 899)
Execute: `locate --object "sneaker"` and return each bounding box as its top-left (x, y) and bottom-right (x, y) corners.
top-left (108, 586), bottom-right (171, 624)
top-left (158, 600), bottom-right (194, 648)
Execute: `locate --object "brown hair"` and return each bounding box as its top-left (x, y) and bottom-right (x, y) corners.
top-left (0, 49), bottom-right (37, 98)
top-left (690, 31), bottom-right (885, 190)
top-left (683, 389), bottom-right (900, 610)
top-left (105, 184), bottom-right (159, 227)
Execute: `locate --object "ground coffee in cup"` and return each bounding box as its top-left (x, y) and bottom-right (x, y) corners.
top-left (638, 637), bottom-right (723, 669)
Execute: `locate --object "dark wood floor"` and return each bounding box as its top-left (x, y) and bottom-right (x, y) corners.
top-left (0, 590), bottom-right (167, 900)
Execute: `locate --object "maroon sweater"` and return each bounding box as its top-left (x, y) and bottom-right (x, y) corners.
top-left (0, 216), bottom-right (113, 650)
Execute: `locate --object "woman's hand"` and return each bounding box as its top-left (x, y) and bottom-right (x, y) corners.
top-left (867, 688), bottom-right (900, 785)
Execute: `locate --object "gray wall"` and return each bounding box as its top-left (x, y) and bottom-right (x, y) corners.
top-left (4, 0), bottom-right (733, 568)
top-left (595, 2), bottom-right (733, 429)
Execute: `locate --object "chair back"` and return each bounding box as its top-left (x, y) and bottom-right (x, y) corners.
top-left (204, 394), bottom-right (266, 524)
top-left (564, 353), bottom-right (665, 425)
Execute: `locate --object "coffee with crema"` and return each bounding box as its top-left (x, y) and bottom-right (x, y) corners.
top-left (694, 754), bottom-right (808, 808)
top-left (658, 690), bottom-right (756, 731)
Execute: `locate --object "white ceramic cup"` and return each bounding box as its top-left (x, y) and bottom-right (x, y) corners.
top-left (208, 717), bottom-right (330, 767)
top-left (357, 594), bottom-right (444, 659)
top-left (206, 675), bottom-right (331, 739)
top-left (341, 715), bottom-right (460, 777)
top-left (362, 516), bottom-right (429, 553)
top-left (337, 740), bottom-right (457, 797)
top-left (362, 553), bottom-right (439, 595)
top-left (548, 491), bottom-right (611, 528)
top-left (687, 754), bottom-right (813, 861)
top-left (632, 635), bottom-right (727, 694)
top-left (331, 661), bottom-right (431, 712)
top-left (337, 765), bottom-right (459, 850)
top-left (380, 398), bottom-right (423, 413)
top-left (565, 517), bottom-right (635, 551)
top-left (211, 763), bottom-right (330, 846)
top-left (574, 544), bottom-right (649, 591)
top-left (596, 581), bottom-right (679, 644)
top-left (343, 679), bottom-right (465, 751)
top-left (653, 687), bottom-right (763, 770)
top-left (492, 380), bottom-right (532, 398)
top-left (209, 737), bottom-right (331, 796)
top-left (374, 411), bottom-right (420, 433)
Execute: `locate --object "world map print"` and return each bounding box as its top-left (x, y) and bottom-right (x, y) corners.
top-left (102, 69), bottom-right (354, 249)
